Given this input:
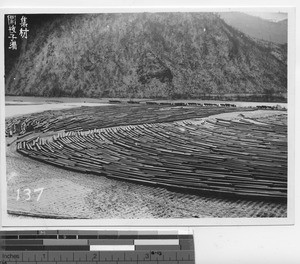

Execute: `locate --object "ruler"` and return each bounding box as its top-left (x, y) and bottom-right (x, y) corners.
top-left (0, 230), bottom-right (195, 264)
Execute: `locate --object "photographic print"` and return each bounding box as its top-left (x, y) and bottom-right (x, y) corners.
top-left (2, 8), bottom-right (292, 223)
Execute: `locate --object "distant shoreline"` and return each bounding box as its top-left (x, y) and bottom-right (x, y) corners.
top-left (5, 95), bottom-right (287, 109)
top-left (5, 101), bottom-right (110, 118)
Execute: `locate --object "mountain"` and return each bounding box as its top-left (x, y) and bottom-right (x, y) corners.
top-left (219, 12), bottom-right (287, 44)
top-left (244, 12), bottom-right (288, 22)
top-left (5, 13), bottom-right (287, 100)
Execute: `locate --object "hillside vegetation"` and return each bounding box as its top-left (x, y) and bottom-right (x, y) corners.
top-left (5, 13), bottom-right (287, 100)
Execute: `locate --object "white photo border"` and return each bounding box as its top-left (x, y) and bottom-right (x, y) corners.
top-left (0, 6), bottom-right (295, 227)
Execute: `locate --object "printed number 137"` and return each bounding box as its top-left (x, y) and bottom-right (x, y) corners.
top-left (16, 188), bottom-right (44, 201)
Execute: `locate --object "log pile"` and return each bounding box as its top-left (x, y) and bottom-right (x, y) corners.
top-left (5, 104), bottom-right (248, 138)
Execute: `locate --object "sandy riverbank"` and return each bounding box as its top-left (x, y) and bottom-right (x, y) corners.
top-left (5, 102), bottom-right (110, 118)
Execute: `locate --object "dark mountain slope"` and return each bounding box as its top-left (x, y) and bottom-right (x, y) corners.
top-left (5, 13), bottom-right (287, 100)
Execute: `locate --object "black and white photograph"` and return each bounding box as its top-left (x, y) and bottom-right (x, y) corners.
top-left (1, 8), bottom-right (293, 223)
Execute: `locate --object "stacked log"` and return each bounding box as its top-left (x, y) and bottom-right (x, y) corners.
top-left (15, 111), bottom-right (287, 201)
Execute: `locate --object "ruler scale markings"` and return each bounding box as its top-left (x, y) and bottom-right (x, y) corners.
top-left (157, 261), bottom-right (179, 264)
top-left (179, 239), bottom-right (194, 250)
top-left (161, 250), bottom-right (177, 261)
top-left (110, 251), bottom-right (125, 261)
top-left (74, 252), bottom-right (87, 261)
top-left (97, 262), bottom-right (117, 264)
top-left (22, 251), bottom-right (32, 261)
top-left (0, 231), bottom-right (194, 264)
top-left (48, 251), bottom-right (61, 262)
top-left (155, 262), bottom-right (176, 264)
top-left (124, 251), bottom-right (138, 261)
top-left (150, 251), bottom-right (164, 261)
top-left (59, 252), bottom-right (73, 261)
top-left (36, 262), bottom-right (56, 264)
top-left (34, 252), bottom-right (48, 262)
top-left (176, 251), bottom-right (194, 261)
top-left (0, 252), bottom-right (193, 263)
top-left (86, 251), bottom-right (99, 261)
top-left (99, 251), bottom-right (112, 261)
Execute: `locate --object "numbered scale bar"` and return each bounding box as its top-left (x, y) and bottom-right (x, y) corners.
top-left (0, 231), bottom-right (193, 251)
top-left (0, 231), bottom-right (194, 263)
top-left (0, 250), bottom-right (194, 263)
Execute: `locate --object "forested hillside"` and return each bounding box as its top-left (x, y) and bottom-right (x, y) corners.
top-left (5, 13), bottom-right (287, 100)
